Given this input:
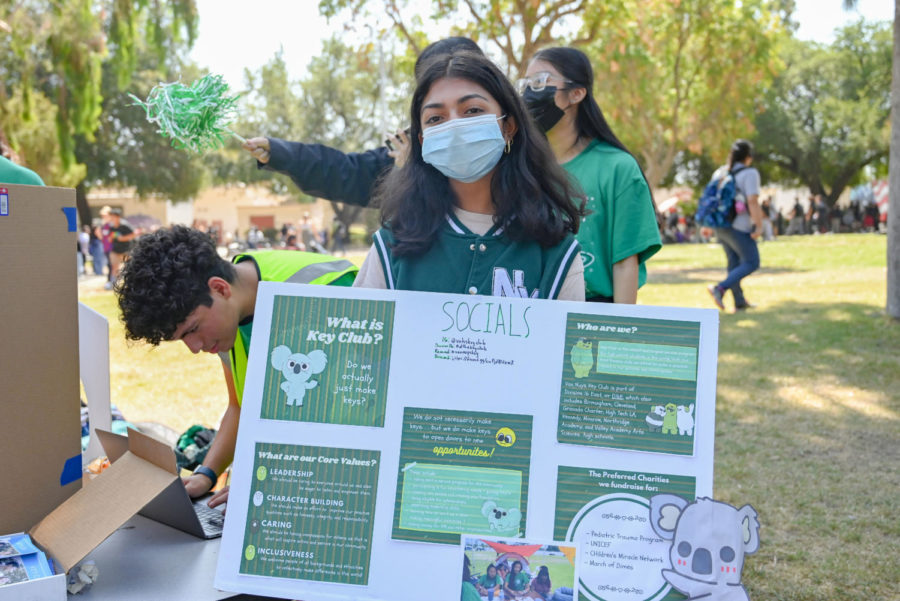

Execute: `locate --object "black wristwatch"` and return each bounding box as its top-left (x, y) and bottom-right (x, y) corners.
top-left (193, 465), bottom-right (217, 492)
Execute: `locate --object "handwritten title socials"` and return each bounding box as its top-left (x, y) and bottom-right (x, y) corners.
top-left (306, 316), bottom-right (386, 346)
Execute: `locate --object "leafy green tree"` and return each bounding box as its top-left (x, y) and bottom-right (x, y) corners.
top-left (844, 1), bottom-right (900, 319)
top-left (752, 21), bottom-right (891, 205)
top-left (0, 0), bottom-right (197, 222)
top-left (318, 0), bottom-right (599, 76)
top-left (584, 0), bottom-right (787, 188)
top-left (73, 46), bottom-right (207, 218)
top-left (321, 0), bottom-right (787, 190)
top-left (0, 88), bottom-right (86, 187)
top-left (215, 36), bottom-right (410, 232)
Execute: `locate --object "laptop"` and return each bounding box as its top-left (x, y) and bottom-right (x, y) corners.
top-left (95, 429), bottom-right (225, 539)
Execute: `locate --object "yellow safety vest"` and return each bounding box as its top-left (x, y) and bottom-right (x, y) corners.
top-left (228, 251), bottom-right (357, 404)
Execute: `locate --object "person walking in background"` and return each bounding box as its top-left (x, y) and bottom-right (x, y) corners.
top-left (707, 140), bottom-right (763, 312)
top-left (299, 213), bottom-right (326, 253)
top-left (519, 46), bottom-right (661, 303)
top-left (829, 202), bottom-right (843, 234)
top-left (105, 208), bottom-right (136, 290)
top-left (77, 224), bottom-right (91, 275)
top-left (99, 206), bottom-right (115, 285)
top-left (786, 197), bottom-right (804, 235)
top-left (761, 196), bottom-right (776, 241)
top-left (815, 194), bottom-right (829, 234)
top-left (89, 220), bottom-right (106, 275)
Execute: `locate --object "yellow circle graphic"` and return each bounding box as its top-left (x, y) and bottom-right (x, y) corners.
top-left (256, 466), bottom-right (267, 481)
top-left (245, 545), bottom-right (256, 561)
top-left (495, 427), bottom-right (516, 447)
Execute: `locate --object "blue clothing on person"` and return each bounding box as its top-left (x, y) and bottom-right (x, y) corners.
top-left (714, 226), bottom-right (760, 308)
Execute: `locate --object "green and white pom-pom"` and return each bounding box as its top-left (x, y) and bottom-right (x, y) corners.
top-left (130, 74), bottom-right (245, 153)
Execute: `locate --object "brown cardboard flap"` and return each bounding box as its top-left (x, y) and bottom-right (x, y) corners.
top-left (126, 428), bottom-right (178, 475)
top-left (29, 453), bottom-right (176, 572)
top-left (95, 429), bottom-right (129, 463)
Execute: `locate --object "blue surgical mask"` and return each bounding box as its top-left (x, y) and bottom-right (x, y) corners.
top-left (421, 114), bottom-right (506, 183)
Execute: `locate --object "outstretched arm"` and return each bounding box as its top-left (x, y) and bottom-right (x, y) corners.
top-left (244, 137), bottom-right (393, 207)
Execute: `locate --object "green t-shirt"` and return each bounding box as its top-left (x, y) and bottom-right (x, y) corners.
top-left (461, 581), bottom-right (481, 601)
top-left (0, 156), bottom-right (44, 185)
top-left (563, 139), bottom-right (661, 299)
top-left (477, 573), bottom-right (503, 589)
top-left (506, 571), bottom-right (530, 591)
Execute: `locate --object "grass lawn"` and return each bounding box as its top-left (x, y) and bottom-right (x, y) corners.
top-left (78, 234), bottom-right (898, 601)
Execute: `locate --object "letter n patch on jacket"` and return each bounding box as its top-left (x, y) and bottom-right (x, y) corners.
top-left (492, 268), bottom-right (538, 298)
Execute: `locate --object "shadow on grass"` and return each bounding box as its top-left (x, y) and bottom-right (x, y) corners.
top-left (710, 300), bottom-right (898, 601)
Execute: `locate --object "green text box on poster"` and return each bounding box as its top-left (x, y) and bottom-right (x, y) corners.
top-left (399, 464), bottom-right (522, 535)
top-left (240, 443), bottom-right (379, 586)
top-left (260, 295), bottom-right (394, 426)
top-left (558, 314), bottom-right (700, 455)
top-left (595, 341), bottom-right (697, 381)
top-left (554, 466), bottom-right (695, 601)
top-left (392, 407), bottom-right (533, 545)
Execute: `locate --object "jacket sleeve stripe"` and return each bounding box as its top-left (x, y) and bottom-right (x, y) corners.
top-left (373, 230), bottom-right (396, 289)
top-left (548, 239), bottom-right (581, 300)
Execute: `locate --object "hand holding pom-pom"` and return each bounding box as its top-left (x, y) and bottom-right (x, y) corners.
top-left (130, 74), bottom-right (244, 154)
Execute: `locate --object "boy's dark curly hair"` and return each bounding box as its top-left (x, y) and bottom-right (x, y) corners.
top-left (115, 225), bottom-right (236, 345)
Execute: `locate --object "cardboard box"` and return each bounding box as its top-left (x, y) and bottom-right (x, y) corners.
top-left (0, 186), bottom-right (216, 598)
top-left (0, 184), bottom-right (82, 533)
top-left (0, 184), bottom-right (80, 598)
top-left (0, 428), bottom-right (188, 599)
top-left (28, 429), bottom-right (182, 574)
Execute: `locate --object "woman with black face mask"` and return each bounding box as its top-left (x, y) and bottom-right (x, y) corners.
top-left (518, 47), bottom-right (661, 303)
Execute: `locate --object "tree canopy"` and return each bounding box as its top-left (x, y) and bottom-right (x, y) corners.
top-left (0, 1), bottom-right (197, 193)
top-left (752, 20), bottom-right (891, 205)
top-left (583, 0), bottom-right (786, 187)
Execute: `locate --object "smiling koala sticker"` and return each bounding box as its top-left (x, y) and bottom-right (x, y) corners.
top-left (649, 495), bottom-right (760, 601)
top-left (270, 345), bottom-right (328, 407)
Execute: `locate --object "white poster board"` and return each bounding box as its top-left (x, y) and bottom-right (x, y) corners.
top-left (215, 283), bottom-right (718, 601)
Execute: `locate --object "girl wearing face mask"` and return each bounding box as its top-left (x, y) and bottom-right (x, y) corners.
top-left (353, 51), bottom-right (585, 300)
top-left (520, 47), bottom-right (661, 304)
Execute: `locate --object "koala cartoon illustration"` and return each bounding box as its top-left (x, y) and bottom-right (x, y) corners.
top-left (662, 403), bottom-right (678, 435)
top-left (649, 495), bottom-right (760, 601)
top-left (481, 501), bottom-right (522, 534)
top-left (569, 338), bottom-right (594, 378)
top-left (645, 405), bottom-right (666, 432)
top-left (270, 345), bottom-right (328, 407)
top-left (677, 404), bottom-right (695, 436)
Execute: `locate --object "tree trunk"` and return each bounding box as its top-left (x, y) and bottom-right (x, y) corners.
top-left (330, 201), bottom-right (365, 233)
top-left (75, 180), bottom-right (92, 229)
top-left (888, 0), bottom-right (900, 319)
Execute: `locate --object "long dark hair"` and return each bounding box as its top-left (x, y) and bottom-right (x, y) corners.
top-left (374, 51), bottom-right (584, 257)
top-left (532, 47), bottom-right (657, 212)
top-left (728, 139), bottom-right (753, 169)
top-left (531, 47), bottom-right (631, 154)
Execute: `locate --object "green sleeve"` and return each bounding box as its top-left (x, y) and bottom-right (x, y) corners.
top-left (461, 581), bottom-right (481, 601)
top-left (611, 176), bottom-right (662, 267)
